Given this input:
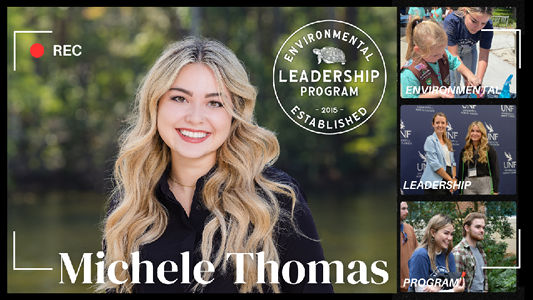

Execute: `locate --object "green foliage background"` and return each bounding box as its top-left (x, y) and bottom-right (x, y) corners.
top-left (404, 201), bottom-right (517, 292)
top-left (7, 7), bottom-right (397, 196)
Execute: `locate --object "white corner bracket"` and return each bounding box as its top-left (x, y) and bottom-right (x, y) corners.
top-left (13, 30), bottom-right (53, 71)
top-left (12, 231), bottom-right (53, 271)
top-left (481, 28), bottom-right (521, 69)
top-left (483, 229), bottom-right (521, 270)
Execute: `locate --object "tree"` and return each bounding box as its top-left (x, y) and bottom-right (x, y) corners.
top-left (404, 201), bottom-right (517, 292)
top-left (8, 7), bottom-right (398, 198)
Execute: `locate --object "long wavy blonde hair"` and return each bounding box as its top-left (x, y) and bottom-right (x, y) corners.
top-left (417, 214), bottom-right (454, 272)
top-left (98, 37), bottom-right (300, 293)
top-left (462, 121), bottom-right (489, 164)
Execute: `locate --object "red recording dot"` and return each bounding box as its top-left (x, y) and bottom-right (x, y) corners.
top-left (30, 43), bottom-right (44, 58)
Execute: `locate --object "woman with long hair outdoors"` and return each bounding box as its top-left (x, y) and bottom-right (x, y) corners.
top-left (408, 214), bottom-right (465, 292)
top-left (97, 37), bottom-right (333, 293)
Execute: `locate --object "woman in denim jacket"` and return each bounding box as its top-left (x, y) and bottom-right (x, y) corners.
top-left (420, 112), bottom-right (457, 195)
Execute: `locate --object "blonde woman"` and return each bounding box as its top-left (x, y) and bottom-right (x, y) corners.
top-left (459, 121), bottom-right (499, 195)
top-left (408, 214), bottom-right (465, 292)
top-left (98, 37), bottom-right (333, 293)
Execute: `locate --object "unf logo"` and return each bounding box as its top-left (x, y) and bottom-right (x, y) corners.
top-left (485, 122), bottom-right (498, 141)
top-left (400, 119), bottom-right (411, 138)
top-left (446, 122), bottom-right (458, 145)
top-left (417, 151), bottom-right (427, 172)
top-left (504, 152), bottom-right (516, 169)
top-left (500, 105), bottom-right (516, 118)
top-left (501, 105), bottom-right (514, 113)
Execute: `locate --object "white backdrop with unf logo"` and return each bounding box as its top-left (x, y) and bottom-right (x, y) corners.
top-left (400, 105), bottom-right (516, 195)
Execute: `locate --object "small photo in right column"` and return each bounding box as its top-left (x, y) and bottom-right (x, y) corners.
top-left (399, 7), bottom-right (517, 99)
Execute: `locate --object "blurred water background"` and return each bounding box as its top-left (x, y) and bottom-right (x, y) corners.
top-left (7, 190), bottom-right (396, 293)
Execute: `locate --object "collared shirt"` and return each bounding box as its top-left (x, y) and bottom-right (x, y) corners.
top-left (452, 237), bottom-right (488, 292)
top-left (106, 165), bottom-right (333, 293)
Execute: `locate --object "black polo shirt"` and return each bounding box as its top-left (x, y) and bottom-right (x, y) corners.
top-left (108, 166), bottom-right (333, 293)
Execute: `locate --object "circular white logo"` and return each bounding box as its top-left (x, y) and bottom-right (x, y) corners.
top-left (273, 20), bottom-right (387, 135)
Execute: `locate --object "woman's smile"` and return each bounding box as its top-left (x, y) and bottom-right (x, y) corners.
top-left (432, 116), bottom-right (447, 135)
top-left (157, 63), bottom-right (233, 161)
top-left (178, 128), bottom-right (211, 141)
top-left (470, 125), bottom-right (481, 143)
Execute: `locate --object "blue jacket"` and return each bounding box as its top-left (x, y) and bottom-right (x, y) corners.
top-left (420, 132), bottom-right (456, 188)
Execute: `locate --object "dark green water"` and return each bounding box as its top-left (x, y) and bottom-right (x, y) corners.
top-left (7, 189), bottom-right (396, 293)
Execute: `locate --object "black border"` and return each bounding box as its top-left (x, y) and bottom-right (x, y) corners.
top-left (394, 0), bottom-right (524, 298)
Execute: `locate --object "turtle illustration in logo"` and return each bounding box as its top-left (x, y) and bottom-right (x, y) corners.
top-left (313, 46), bottom-right (346, 65)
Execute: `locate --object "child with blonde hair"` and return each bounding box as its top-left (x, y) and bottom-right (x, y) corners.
top-left (401, 16), bottom-right (481, 98)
